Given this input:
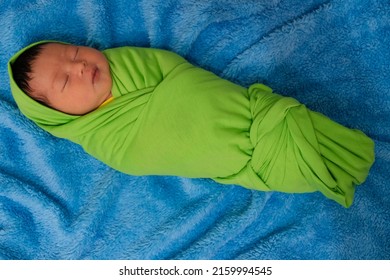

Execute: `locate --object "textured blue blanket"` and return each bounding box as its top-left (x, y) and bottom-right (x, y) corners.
top-left (0, 0), bottom-right (389, 259)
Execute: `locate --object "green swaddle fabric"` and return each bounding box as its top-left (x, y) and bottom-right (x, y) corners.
top-left (8, 42), bottom-right (375, 207)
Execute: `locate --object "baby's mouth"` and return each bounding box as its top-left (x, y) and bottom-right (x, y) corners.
top-left (92, 67), bottom-right (99, 84)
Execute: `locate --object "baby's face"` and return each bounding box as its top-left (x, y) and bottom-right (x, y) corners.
top-left (29, 43), bottom-right (112, 115)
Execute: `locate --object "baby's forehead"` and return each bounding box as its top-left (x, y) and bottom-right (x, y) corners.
top-left (41, 42), bottom-right (71, 54)
top-left (32, 43), bottom-right (70, 67)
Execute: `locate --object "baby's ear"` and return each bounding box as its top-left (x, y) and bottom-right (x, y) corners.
top-left (31, 92), bottom-right (50, 107)
top-left (36, 97), bottom-right (48, 106)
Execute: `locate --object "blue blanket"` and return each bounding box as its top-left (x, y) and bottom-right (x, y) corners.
top-left (0, 0), bottom-right (389, 260)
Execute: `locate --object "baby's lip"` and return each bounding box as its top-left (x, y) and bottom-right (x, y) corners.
top-left (92, 67), bottom-right (99, 84)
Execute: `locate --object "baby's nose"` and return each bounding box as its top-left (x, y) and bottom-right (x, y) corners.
top-left (73, 60), bottom-right (87, 75)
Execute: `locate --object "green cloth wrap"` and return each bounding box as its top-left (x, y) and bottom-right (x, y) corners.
top-left (8, 41), bottom-right (375, 207)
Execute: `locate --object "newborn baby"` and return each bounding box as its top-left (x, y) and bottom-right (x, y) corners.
top-left (8, 41), bottom-right (375, 207)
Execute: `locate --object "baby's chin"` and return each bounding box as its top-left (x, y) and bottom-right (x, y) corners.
top-left (100, 91), bottom-right (113, 105)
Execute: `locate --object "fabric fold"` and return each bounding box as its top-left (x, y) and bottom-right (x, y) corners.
top-left (245, 84), bottom-right (375, 207)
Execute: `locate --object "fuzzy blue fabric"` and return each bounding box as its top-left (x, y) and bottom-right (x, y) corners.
top-left (0, 0), bottom-right (389, 259)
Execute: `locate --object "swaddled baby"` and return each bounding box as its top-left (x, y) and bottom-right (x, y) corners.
top-left (8, 41), bottom-right (375, 207)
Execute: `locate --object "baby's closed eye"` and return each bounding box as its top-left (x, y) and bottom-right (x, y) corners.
top-left (73, 47), bottom-right (79, 60)
top-left (62, 75), bottom-right (69, 91)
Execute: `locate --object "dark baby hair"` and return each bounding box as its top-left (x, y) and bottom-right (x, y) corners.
top-left (12, 43), bottom-right (47, 102)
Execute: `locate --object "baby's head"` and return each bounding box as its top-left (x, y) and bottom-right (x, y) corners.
top-left (11, 42), bottom-right (112, 115)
